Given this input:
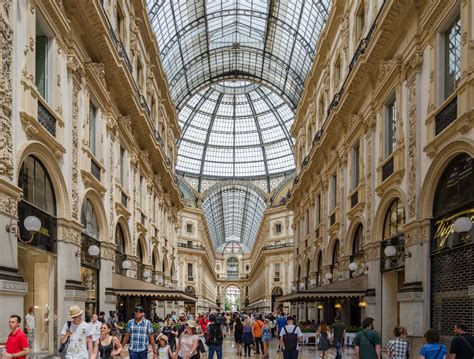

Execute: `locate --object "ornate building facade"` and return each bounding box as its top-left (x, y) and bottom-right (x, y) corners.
top-left (287, 0), bottom-right (473, 352)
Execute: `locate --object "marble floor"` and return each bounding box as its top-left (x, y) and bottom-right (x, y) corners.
top-left (201, 334), bottom-right (359, 359)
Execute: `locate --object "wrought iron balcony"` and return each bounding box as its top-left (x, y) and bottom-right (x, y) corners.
top-left (330, 212), bottom-right (336, 226)
top-left (382, 157), bottom-right (394, 181)
top-left (435, 96), bottom-right (457, 135)
top-left (37, 101), bottom-right (56, 137)
top-left (178, 242), bottom-right (205, 250)
top-left (91, 158), bottom-right (101, 181)
top-left (380, 234), bottom-right (408, 272)
top-left (351, 191), bottom-right (359, 208)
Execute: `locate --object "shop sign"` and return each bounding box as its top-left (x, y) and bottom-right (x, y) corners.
top-left (433, 208), bottom-right (474, 251)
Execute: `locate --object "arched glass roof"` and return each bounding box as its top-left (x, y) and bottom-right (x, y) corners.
top-left (202, 185), bottom-right (266, 252)
top-left (176, 81), bottom-right (294, 187)
top-left (147, 0), bottom-right (331, 110)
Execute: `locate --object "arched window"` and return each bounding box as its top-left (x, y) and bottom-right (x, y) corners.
top-left (332, 240), bottom-right (340, 265)
top-left (18, 155), bottom-right (56, 216)
top-left (352, 224), bottom-right (364, 255)
top-left (305, 260), bottom-right (311, 288)
top-left (115, 225), bottom-right (126, 274)
top-left (81, 199), bottom-right (99, 239)
top-left (434, 154), bottom-right (473, 218)
top-left (227, 257), bottom-right (239, 275)
top-left (137, 241), bottom-right (145, 280)
top-left (383, 199), bottom-right (405, 240)
top-left (316, 252), bottom-right (322, 287)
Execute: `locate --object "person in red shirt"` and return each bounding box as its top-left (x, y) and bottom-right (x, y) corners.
top-left (0, 315), bottom-right (30, 358)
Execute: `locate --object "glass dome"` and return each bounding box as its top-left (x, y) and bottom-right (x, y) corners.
top-left (176, 81), bottom-right (295, 182)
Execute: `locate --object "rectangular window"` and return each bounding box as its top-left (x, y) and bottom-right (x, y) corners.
top-left (153, 195), bottom-right (157, 220)
top-left (305, 209), bottom-right (309, 235)
top-left (116, 5), bottom-right (125, 42)
top-left (443, 15), bottom-right (461, 100)
top-left (89, 101), bottom-right (97, 156)
top-left (356, 4), bottom-right (366, 40)
top-left (275, 223), bottom-right (282, 234)
top-left (137, 58), bottom-right (143, 91)
top-left (35, 36), bottom-right (48, 99)
top-left (331, 174), bottom-right (337, 209)
top-left (119, 146), bottom-right (126, 186)
top-left (274, 263), bottom-right (280, 280)
top-left (352, 142), bottom-right (360, 189)
top-left (334, 55), bottom-right (341, 87)
top-left (186, 223), bottom-right (193, 233)
top-left (187, 263), bottom-right (193, 279)
top-left (385, 97), bottom-right (397, 157)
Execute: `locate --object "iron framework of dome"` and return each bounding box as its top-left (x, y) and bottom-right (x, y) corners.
top-left (201, 185), bottom-right (266, 252)
top-left (147, 0), bottom-right (331, 110)
top-left (175, 81), bottom-right (295, 190)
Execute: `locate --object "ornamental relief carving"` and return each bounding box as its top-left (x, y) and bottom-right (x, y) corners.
top-left (0, 191), bottom-right (18, 216)
top-left (407, 80), bottom-right (417, 218)
top-left (71, 80), bottom-right (80, 219)
top-left (0, 2), bottom-right (14, 180)
top-left (365, 137), bottom-right (372, 243)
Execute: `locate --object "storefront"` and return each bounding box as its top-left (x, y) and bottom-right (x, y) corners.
top-left (431, 153), bottom-right (473, 335)
top-left (17, 155), bottom-right (58, 354)
top-left (80, 199), bottom-right (101, 321)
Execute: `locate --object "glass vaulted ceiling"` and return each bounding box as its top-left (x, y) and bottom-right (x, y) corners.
top-left (202, 185), bottom-right (266, 252)
top-left (176, 81), bottom-right (294, 183)
top-left (148, 0), bottom-right (331, 110)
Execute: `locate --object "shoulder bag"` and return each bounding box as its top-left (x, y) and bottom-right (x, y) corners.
top-left (459, 336), bottom-right (474, 359)
top-left (59, 321), bottom-right (72, 358)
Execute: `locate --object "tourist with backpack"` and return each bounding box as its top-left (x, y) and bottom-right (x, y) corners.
top-left (205, 314), bottom-right (224, 359)
top-left (354, 317), bottom-right (382, 359)
top-left (419, 329), bottom-right (446, 359)
top-left (280, 316), bottom-right (303, 359)
top-left (449, 323), bottom-right (474, 359)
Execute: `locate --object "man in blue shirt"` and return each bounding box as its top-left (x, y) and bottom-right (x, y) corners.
top-left (277, 313), bottom-right (288, 352)
top-left (122, 306), bottom-right (156, 359)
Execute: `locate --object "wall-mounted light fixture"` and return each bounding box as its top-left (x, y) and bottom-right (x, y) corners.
top-left (76, 244), bottom-right (100, 258)
top-left (453, 216), bottom-right (472, 233)
top-left (6, 216), bottom-right (42, 243)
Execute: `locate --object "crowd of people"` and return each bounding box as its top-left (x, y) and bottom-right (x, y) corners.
top-left (1, 306), bottom-right (473, 359)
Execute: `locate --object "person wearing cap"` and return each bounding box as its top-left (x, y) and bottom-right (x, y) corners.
top-left (60, 305), bottom-right (94, 359)
top-left (122, 306), bottom-right (156, 359)
top-left (176, 319), bottom-right (200, 359)
top-left (157, 334), bottom-right (174, 359)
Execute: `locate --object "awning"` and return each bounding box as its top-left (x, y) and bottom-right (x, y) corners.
top-left (277, 275), bottom-right (368, 303)
top-left (111, 274), bottom-right (197, 302)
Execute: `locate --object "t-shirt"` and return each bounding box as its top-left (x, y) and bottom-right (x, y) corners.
top-left (158, 345), bottom-right (170, 359)
top-left (177, 333), bottom-right (199, 357)
top-left (25, 314), bottom-right (35, 331)
top-left (90, 321), bottom-right (102, 341)
top-left (420, 343), bottom-right (447, 359)
top-left (6, 328), bottom-right (29, 359)
top-left (354, 329), bottom-right (382, 359)
top-left (277, 317), bottom-right (288, 335)
top-left (253, 320), bottom-right (264, 337)
top-left (450, 334), bottom-right (474, 359)
top-left (332, 322), bottom-right (345, 341)
top-left (280, 324), bottom-right (303, 350)
top-left (61, 321), bottom-right (93, 359)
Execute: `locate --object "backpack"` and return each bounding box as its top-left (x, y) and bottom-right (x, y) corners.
top-left (282, 326), bottom-right (298, 351)
top-left (58, 321), bottom-right (72, 358)
top-left (206, 323), bottom-right (223, 346)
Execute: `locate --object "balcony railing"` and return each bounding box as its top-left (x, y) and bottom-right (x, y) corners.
top-left (120, 190), bottom-right (128, 208)
top-left (37, 101), bottom-right (56, 137)
top-left (435, 96), bottom-right (457, 135)
top-left (351, 191), bottom-right (359, 208)
top-left (380, 234), bottom-right (407, 272)
top-left (382, 157), bottom-right (394, 181)
top-left (178, 243), bottom-right (205, 250)
top-left (91, 158), bottom-right (101, 181)
top-left (262, 243), bottom-right (293, 250)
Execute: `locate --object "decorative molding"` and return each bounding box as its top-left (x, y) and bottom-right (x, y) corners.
top-left (0, 279), bottom-right (28, 295)
top-left (0, 1), bottom-right (14, 180)
top-left (397, 291), bottom-right (424, 302)
top-left (406, 78), bottom-right (417, 218)
top-left (71, 78), bottom-right (80, 220)
top-left (0, 178), bottom-right (21, 216)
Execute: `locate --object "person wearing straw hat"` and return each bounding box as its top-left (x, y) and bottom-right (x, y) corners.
top-left (59, 305), bottom-right (93, 359)
top-left (157, 334), bottom-right (174, 359)
top-left (176, 320), bottom-right (200, 359)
